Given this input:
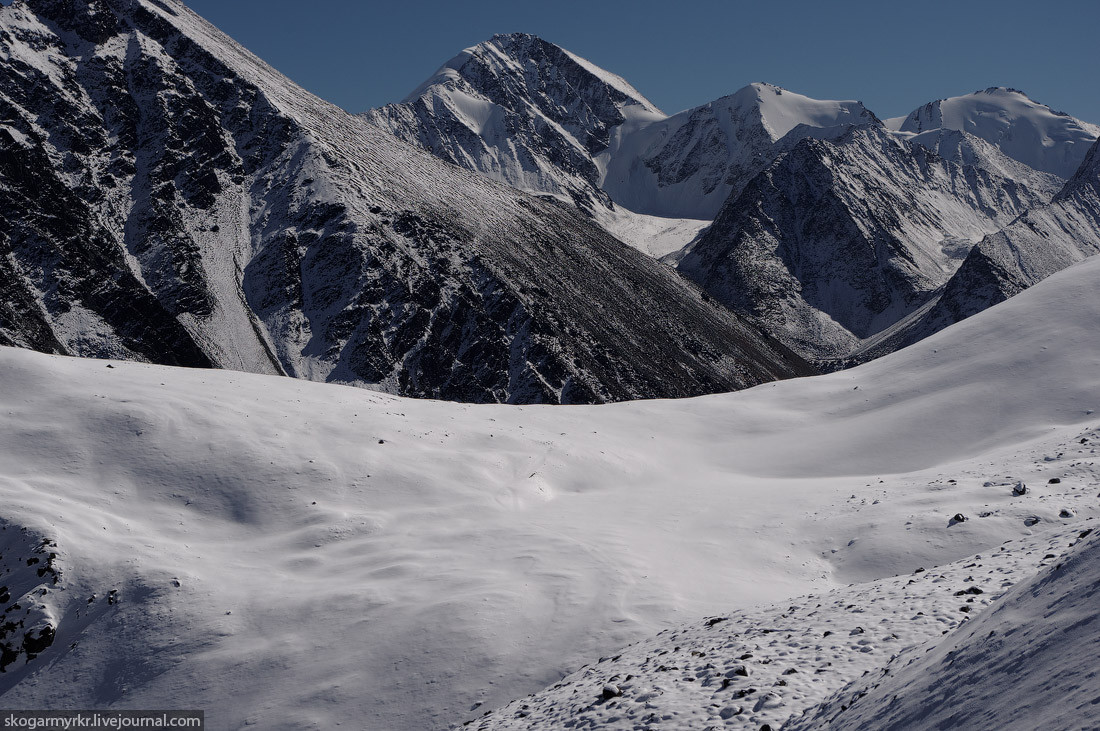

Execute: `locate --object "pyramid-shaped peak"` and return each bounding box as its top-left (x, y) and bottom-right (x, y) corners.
top-left (401, 32), bottom-right (661, 115)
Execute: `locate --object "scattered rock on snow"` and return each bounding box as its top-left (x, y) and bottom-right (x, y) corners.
top-left (955, 586), bottom-right (984, 596)
top-left (726, 664), bottom-right (750, 678)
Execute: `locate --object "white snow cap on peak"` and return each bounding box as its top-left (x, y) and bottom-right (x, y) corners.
top-left (894, 87), bottom-right (1099, 178)
top-left (723, 82), bottom-right (877, 139)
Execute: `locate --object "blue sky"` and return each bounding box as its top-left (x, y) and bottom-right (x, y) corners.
top-left (184, 0), bottom-right (1099, 123)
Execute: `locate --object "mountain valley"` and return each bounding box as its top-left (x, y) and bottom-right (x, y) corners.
top-left (1, 2), bottom-right (1099, 730)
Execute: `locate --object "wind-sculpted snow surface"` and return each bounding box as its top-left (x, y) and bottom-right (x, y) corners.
top-left (0, 0), bottom-right (812, 403)
top-left (674, 125), bottom-right (1058, 360)
top-left (2, 248), bottom-right (1100, 729)
top-left (472, 525), bottom-right (1097, 731)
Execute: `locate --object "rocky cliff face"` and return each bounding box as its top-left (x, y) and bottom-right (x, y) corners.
top-left (673, 125), bottom-right (1060, 360)
top-left (0, 0), bottom-right (814, 403)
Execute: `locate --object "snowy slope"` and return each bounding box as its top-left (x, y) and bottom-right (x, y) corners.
top-left (475, 524), bottom-right (1097, 731)
top-left (893, 87), bottom-right (1100, 179)
top-left (674, 124), bottom-right (1058, 360)
top-left (3, 243), bottom-right (1100, 730)
top-left (789, 530), bottom-right (1100, 730)
top-left (906, 127), bottom-right (1064, 194)
top-left (0, 0), bottom-right (811, 403)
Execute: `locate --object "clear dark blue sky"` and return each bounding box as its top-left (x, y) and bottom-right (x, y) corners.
top-left (184, 0), bottom-right (1098, 123)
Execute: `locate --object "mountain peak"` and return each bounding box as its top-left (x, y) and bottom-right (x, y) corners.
top-left (402, 32), bottom-right (660, 116)
top-left (897, 88), bottom-right (1099, 178)
top-left (711, 82), bottom-right (877, 141)
top-left (370, 32), bottom-right (667, 217)
top-left (489, 31), bottom-right (539, 42)
top-left (976, 85), bottom-right (1027, 96)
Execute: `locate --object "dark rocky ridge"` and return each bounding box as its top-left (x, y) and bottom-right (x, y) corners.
top-left (0, 0), bottom-right (813, 403)
top-left (848, 136), bottom-right (1100, 364)
top-left (673, 125), bottom-right (1061, 361)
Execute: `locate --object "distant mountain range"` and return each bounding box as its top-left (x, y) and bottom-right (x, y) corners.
top-left (1, 3), bottom-right (1098, 394)
top-left (371, 34), bottom-right (1099, 366)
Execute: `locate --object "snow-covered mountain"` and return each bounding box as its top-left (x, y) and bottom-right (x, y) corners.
top-left (890, 87), bottom-right (1100, 179)
top-left (368, 40), bottom-right (1098, 365)
top-left (673, 124), bottom-right (1059, 360)
top-left (368, 40), bottom-right (878, 248)
top-left (0, 1), bottom-right (812, 403)
top-left (371, 50), bottom-right (1098, 244)
top-left (365, 33), bottom-right (662, 217)
top-left (2, 248), bottom-right (1099, 730)
top-left (853, 136), bottom-right (1100, 363)
top-left (600, 82), bottom-right (878, 220)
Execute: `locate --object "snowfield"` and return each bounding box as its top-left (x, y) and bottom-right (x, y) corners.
top-left (1, 254), bottom-right (1099, 730)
